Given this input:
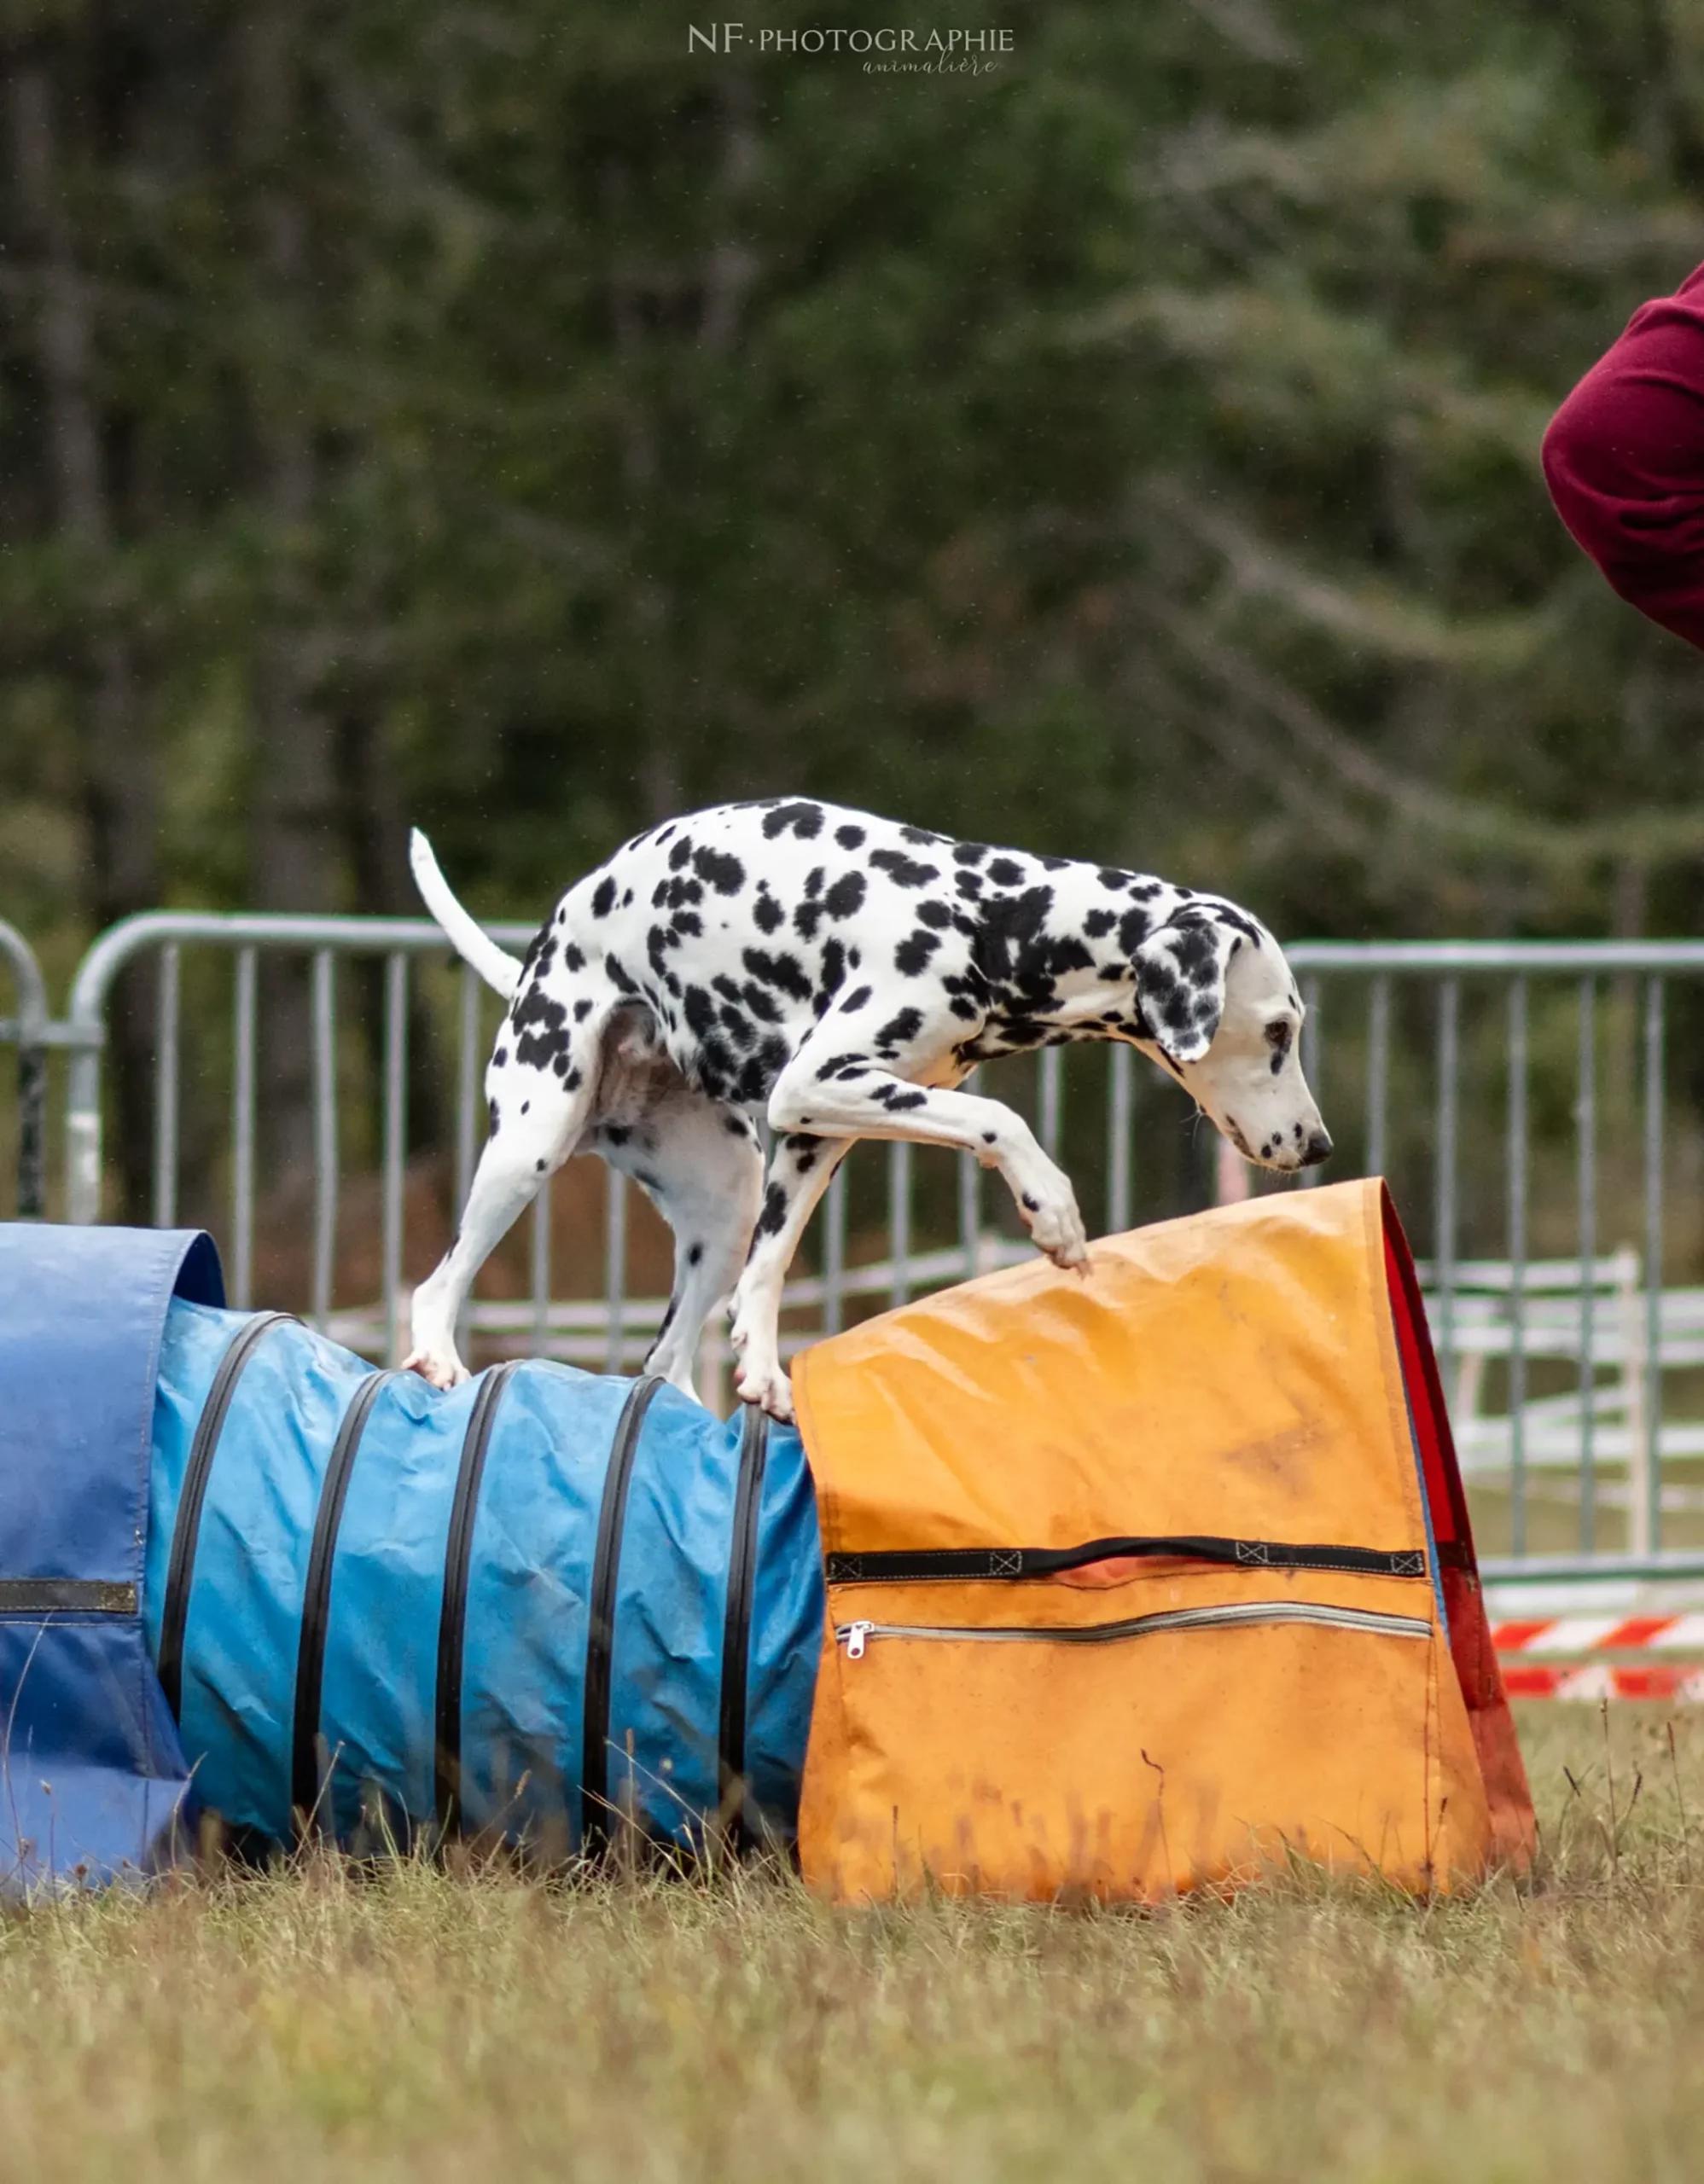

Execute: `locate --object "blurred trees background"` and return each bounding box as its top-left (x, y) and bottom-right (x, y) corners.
top-left (4, 0), bottom-right (1704, 1227)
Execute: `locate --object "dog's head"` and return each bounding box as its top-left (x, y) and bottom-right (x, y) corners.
top-left (1129, 901), bottom-right (1330, 1176)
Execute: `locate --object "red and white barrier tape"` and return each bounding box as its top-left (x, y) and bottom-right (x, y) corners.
top-left (1492, 1614), bottom-right (1704, 1654)
top-left (1491, 1615), bottom-right (1704, 1699)
top-left (1501, 1663), bottom-right (1704, 1701)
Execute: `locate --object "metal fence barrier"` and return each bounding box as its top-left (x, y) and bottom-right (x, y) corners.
top-left (37, 917), bottom-right (1704, 1583)
top-left (0, 920), bottom-right (48, 1217)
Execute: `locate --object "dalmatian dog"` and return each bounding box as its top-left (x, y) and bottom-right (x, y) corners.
top-left (404, 799), bottom-right (1331, 1420)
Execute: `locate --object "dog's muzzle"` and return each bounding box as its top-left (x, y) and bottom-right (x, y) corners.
top-left (1299, 1128), bottom-right (1334, 1169)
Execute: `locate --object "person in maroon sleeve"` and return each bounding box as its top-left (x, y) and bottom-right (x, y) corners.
top-left (1543, 260), bottom-right (1704, 650)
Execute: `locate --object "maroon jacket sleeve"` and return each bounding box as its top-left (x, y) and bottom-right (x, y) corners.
top-left (1542, 260), bottom-right (1704, 649)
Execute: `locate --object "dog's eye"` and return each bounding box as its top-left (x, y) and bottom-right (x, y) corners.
top-left (1265, 1020), bottom-right (1291, 1053)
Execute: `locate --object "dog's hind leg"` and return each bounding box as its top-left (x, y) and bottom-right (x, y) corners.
top-left (591, 1091), bottom-right (764, 1404)
top-left (405, 1008), bottom-right (610, 1387)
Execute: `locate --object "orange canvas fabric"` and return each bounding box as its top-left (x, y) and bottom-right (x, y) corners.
top-left (791, 1177), bottom-right (1533, 1904)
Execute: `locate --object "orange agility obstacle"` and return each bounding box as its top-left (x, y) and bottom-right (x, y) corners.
top-left (793, 1176), bottom-right (1534, 1903)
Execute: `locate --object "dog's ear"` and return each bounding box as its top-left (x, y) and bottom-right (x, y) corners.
top-left (1132, 911), bottom-right (1241, 1065)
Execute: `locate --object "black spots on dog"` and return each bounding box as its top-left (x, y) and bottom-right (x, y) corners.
top-left (683, 986), bottom-right (718, 1041)
top-left (743, 980), bottom-right (782, 1024)
top-left (724, 1112), bottom-right (751, 1137)
top-left (720, 1002), bottom-right (755, 1048)
top-left (669, 835), bottom-right (695, 871)
top-left (872, 1082), bottom-right (927, 1112)
top-left (603, 1124), bottom-right (631, 1147)
top-left (590, 874), bottom-right (617, 919)
top-left (521, 1098), bottom-right (532, 1113)
top-left (895, 931), bottom-right (941, 977)
top-left (971, 884), bottom-right (1054, 988)
top-left (520, 920), bottom-right (557, 985)
top-left (915, 898), bottom-right (952, 931)
top-left (712, 973), bottom-right (743, 1004)
top-left (981, 1130), bottom-right (997, 1145)
top-left (1271, 1048), bottom-right (1286, 1075)
top-left (794, 899), bottom-right (825, 943)
top-left (901, 824), bottom-right (945, 845)
top-left (537, 1159), bottom-right (548, 1174)
top-left (792, 1141), bottom-right (819, 1174)
top-left (814, 1050), bottom-right (869, 1082)
top-left (511, 985), bottom-right (571, 1072)
top-left (870, 848), bottom-right (939, 889)
top-left (952, 842), bottom-right (989, 866)
top-left (686, 1241), bottom-right (704, 1268)
top-left (735, 1034), bottom-right (790, 1105)
top-left (1021, 1191), bottom-right (1039, 1211)
top-left (604, 954), bottom-right (640, 996)
top-left (753, 889), bottom-right (786, 935)
top-left (817, 938), bottom-right (847, 1009)
top-left (948, 996), bottom-right (980, 1020)
top-left (824, 870), bottom-right (866, 921)
top-left (1084, 907), bottom-right (1116, 939)
top-left (742, 946), bottom-right (813, 1004)
top-left (875, 1007), bottom-right (923, 1052)
top-left (1096, 868), bottom-right (1128, 892)
top-left (695, 846), bottom-right (746, 896)
top-left (838, 984), bottom-right (873, 1014)
top-left (655, 823), bottom-right (676, 846)
top-left (488, 1096), bottom-right (501, 1133)
top-left (573, 998), bottom-right (594, 1022)
top-left (564, 944), bottom-right (585, 973)
top-left (671, 911), bottom-right (703, 941)
top-left (835, 823), bottom-right (865, 850)
top-left (756, 1182), bottom-right (789, 1237)
top-left (762, 800), bottom-right (824, 841)
top-left (1169, 921), bottom-right (1222, 984)
top-left (986, 857), bottom-right (1024, 889)
top-left (804, 866), bottom-right (826, 899)
top-left (1117, 905), bottom-right (1154, 957)
top-left (622, 888), bottom-right (633, 908)
top-left (654, 874), bottom-right (705, 912)
top-left (1039, 855), bottom-right (1069, 873)
top-left (955, 871), bottom-right (984, 902)
top-left (493, 1044), bottom-right (509, 1069)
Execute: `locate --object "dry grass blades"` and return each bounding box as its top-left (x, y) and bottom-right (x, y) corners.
top-left (3, 1705), bottom-right (1704, 2183)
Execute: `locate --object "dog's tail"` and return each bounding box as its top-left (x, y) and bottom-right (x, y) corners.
top-left (409, 829), bottom-right (524, 1000)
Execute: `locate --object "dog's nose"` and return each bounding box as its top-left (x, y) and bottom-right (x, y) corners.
top-left (1300, 1128), bottom-right (1334, 1169)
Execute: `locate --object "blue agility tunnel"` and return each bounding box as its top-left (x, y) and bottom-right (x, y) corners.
top-left (1, 1223), bottom-right (823, 1889)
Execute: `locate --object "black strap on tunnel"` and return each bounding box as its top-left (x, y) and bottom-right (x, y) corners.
top-left (158, 1311), bottom-right (295, 1721)
top-left (292, 1368), bottom-right (398, 1833)
top-left (717, 1404), bottom-right (771, 1855)
top-left (433, 1361), bottom-right (524, 1838)
top-left (823, 1535), bottom-right (1429, 1585)
top-left (580, 1374), bottom-right (665, 1851)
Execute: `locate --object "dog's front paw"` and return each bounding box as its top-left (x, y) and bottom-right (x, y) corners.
top-left (402, 1346), bottom-right (470, 1391)
top-left (735, 1358), bottom-right (796, 1424)
top-left (1021, 1183), bottom-right (1089, 1271)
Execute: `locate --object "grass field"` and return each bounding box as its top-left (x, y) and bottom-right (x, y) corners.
top-left (4, 1705), bottom-right (1704, 2183)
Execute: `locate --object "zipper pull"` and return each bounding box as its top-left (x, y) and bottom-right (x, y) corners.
top-left (840, 1620), bottom-right (875, 1659)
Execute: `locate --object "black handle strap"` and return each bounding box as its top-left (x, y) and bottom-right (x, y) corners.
top-left (433, 1361), bottom-right (524, 1838)
top-left (717, 1404), bottom-right (771, 1856)
top-left (824, 1535), bottom-right (1429, 1586)
top-left (580, 1374), bottom-right (665, 1852)
top-left (292, 1368), bottom-right (398, 1834)
top-left (0, 1579), bottom-right (136, 1615)
top-left (158, 1311), bottom-right (295, 1721)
